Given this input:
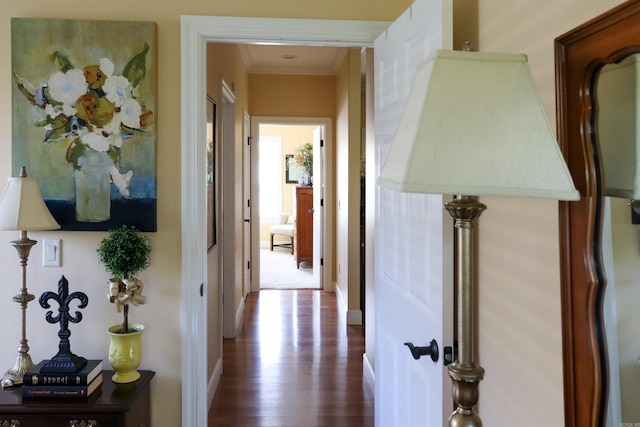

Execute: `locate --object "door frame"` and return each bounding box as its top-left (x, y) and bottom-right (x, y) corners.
top-left (251, 116), bottom-right (332, 293)
top-left (180, 15), bottom-right (389, 426)
top-left (243, 110), bottom-right (251, 298)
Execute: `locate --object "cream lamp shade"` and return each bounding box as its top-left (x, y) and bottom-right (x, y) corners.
top-left (378, 49), bottom-right (580, 201)
top-left (597, 54), bottom-right (640, 199)
top-left (0, 170), bottom-right (60, 231)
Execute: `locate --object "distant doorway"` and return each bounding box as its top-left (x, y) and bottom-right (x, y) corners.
top-left (249, 117), bottom-right (331, 293)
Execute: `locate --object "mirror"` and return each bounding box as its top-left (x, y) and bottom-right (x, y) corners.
top-left (598, 54), bottom-right (640, 425)
top-left (556, 2), bottom-right (640, 426)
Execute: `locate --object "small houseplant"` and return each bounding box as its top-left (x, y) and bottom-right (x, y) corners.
top-left (97, 225), bottom-right (151, 383)
top-left (293, 142), bottom-right (313, 174)
top-left (97, 225), bottom-right (151, 333)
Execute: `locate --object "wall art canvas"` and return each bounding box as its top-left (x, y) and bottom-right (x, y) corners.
top-left (285, 154), bottom-right (304, 184)
top-left (11, 18), bottom-right (157, 231)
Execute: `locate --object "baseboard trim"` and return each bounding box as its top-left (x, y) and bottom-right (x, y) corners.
top-left (235, 295), bottom-right (245, 335)
top-left (347, 309), bottom-right (363, 325)
top-left (363, 352), bottom-right (375, 388)
top-left (334, 282), bottom-right (347, 323)
top-left (334, 282), bottom-right (362, 325)
top-left (207, 356), bottom-right (223, 409)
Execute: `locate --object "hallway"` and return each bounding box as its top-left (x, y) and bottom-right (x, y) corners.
top-left (208, 290), bottom-right (374, 426)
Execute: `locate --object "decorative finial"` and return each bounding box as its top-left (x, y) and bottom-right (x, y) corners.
top-left (39, 276), bottom-right (88, 372)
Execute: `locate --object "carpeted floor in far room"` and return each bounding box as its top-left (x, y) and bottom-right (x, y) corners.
top-left (260, 247), bottom-right (319, 289)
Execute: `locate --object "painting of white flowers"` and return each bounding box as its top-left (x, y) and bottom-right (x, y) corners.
top-left (11, 18), bottom-right (157, 231)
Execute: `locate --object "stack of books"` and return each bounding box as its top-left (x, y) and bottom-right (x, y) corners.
top-left (21, 359), bottom-right (103, 399)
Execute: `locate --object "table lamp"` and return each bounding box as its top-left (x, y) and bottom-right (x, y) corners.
top-left (0, 166), bottom-right (60, 387)
top-left (378, 49), bottom-right (580, 426)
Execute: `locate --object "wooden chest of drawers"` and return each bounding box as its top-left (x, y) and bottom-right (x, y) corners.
top-left (0, 370), bottom-right (154, 427)
top-left (295, 186), bottom-right (313, 268)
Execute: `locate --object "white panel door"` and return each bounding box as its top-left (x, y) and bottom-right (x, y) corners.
top-left (374, 1), bottom-right (453, 426)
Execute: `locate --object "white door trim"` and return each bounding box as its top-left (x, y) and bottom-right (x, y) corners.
top-left (242, 110), bottom-right (252, 298)
top-left (180, 15), bottom-right (389, 427)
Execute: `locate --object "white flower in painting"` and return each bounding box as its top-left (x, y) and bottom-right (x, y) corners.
top-left (110, 166), bottom-right (133, 197)
top-left (47, 69), bottom-right (87, 105)
top-left (111, 135), bottom-right (123, 148)
top-left (103, 75), bottom-right (131, 107)
top-left (118, 99), bottom-right (142, 129)
top-left (99, 57), bottom-right (115, 76)
top-left (81, 131), bottom-right (112, 152)
top-left (102, 119), bottom-right (121, 136)
top-left (44, 103), bottom-right (77, 119)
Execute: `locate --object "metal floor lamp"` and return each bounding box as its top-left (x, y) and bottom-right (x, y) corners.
top-left (379, 49), bottom-right (580, 426)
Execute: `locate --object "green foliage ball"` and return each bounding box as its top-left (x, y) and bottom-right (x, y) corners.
top-left (97, 225), bottom-right (151, 280)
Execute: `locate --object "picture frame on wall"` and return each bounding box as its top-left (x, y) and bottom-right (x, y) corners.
top-left (10, 18), bottom-right (158, 231)
top-left (285, 154), bottom-right (304, 184)
top-left (207, 96), bottom-right (217, 251)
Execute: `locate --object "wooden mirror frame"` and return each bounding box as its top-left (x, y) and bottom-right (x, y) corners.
top-left (556, 1), bottom-right (640, 426)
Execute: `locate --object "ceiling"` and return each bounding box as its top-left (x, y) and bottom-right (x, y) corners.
top-left (237, 44), bottom-right (347, 76)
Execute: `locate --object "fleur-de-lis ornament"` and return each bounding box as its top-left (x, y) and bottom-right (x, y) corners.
top-left (39, 276), bottom-right (88, 372)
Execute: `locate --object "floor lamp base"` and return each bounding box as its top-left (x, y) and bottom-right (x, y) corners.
top-left (1, 352), bottom-right (35, 388)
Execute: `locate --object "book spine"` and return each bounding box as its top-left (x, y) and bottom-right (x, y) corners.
top-left (23, 375), bottom-right (90, 386)
top-left (22, 386), bottom-right (96, 398)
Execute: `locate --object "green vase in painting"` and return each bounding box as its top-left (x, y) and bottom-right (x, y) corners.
top-left (74, 149), bottom-right (112, 222)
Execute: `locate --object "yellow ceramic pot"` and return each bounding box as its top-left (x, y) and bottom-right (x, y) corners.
top-left (107, 323), bottom-right (145, 383)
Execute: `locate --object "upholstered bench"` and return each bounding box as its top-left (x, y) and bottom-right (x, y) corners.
top-left (270, 213), bottom-right (295, 254)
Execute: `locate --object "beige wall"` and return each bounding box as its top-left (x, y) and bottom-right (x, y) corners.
top-left (249, 73), bottom-right (338, 264)
top-left (0, 2), bottom-right (407, 426)
top-left (0, 0), bottom-right (632, 425)
top-left (473, 1), bottom-right (624, 425)
top-left (345, 49), bottom-right (363, 313)
top-left (333, 48), bottom-right (364, 316)
top-left (205, 42), bottom-right (250, 376)
top-left (249, 75), bottom-right (336, 117)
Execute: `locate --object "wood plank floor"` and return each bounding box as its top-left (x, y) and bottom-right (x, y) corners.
top-left (208, 290), bottom-right (374, 426)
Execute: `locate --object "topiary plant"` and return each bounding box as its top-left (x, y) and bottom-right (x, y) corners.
top-left (97, 225), bottom-right (151, 333)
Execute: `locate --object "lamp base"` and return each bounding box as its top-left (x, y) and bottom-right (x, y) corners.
top-left (1, 352), bottom-right (35, 388)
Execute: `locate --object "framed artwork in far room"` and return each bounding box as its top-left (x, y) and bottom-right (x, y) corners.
top-left (285, 154), bottom-right (304, 184)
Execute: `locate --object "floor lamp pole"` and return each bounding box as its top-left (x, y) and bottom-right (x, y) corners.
top-left (445, 196), bottom-right (486, 427)
top-left (1, 231), bottom-right (37, 388)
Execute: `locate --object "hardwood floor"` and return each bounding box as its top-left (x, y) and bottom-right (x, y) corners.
top-left (208, 290), bottom-right (374, 427)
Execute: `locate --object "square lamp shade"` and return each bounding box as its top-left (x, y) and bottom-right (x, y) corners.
top-left (378, 49), bottom-right (580, 201)
top-left (0, 171), bottom-right (60, 232)
top-left (597, 54), bottom-right (640, 199)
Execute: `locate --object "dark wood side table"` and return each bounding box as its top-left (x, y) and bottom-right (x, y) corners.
top-left (0, 370), bottom-right (154, 426)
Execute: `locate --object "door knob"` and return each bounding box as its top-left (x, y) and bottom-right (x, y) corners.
top-left (404, 339), bottom-right (439, 362)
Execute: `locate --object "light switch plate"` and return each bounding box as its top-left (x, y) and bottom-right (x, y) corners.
top-left (43, 239), bottom-right (61, 267)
